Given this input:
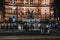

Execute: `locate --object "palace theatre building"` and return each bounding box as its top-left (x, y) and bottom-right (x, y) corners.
top-left (4, 0), bottom-right (54, 23)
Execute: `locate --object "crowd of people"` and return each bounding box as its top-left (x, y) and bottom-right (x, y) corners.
top-left (0, 20), bottom-right (51, 33)
top-left (0, 9), bottom-right (52, 33)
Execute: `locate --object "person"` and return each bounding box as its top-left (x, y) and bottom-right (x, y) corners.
top-left (46, 22), bottom-right (51, 33)
top-left (23, 23), bottom-right (29, 31)
top-left (10, 24), bottom-right (14, 31)
top-left (13, 23), bottom-right (18, 31)
top-left (33, 23), bottom-right (38, 31)
top-left (40, 23), bottom-right (47, 33)
top-left (10, 17), bottom-right (16, 23)
top-left (1, 23), bottom-right (5, 30)
top-left (18, 24), bottom-right (22, 31)
top-left (8, 23), bottom-right (11, 30)
top-left (38, 23), bottom-right (41, 31)
top-left (15, 23), bottom-right (18, 31)
top-left (5, 23), bottom-right (8, 31)
top-left (42, 21), bottom-right (51, 33)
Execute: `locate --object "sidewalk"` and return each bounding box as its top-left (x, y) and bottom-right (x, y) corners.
top-left (0, 29), bottom-right (60, 36)
top-left (0, 35), bottom-right (60, 39)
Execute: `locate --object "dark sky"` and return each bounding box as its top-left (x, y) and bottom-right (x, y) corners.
top-left (54, 0), bottom-right (60, 17)
top-left (0, 0), bottom-right (4, 10)
top-left (0, 0), bottom-right (4, 5)
top-left (55, 0), bottom-right (60, 8)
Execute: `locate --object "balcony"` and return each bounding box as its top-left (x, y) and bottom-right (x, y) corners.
top-left (20, 3), bottom-right (38, 7)
top-left (5, 2), bottom-right (38, 7)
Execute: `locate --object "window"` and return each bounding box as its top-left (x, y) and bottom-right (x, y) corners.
top-left (5, 17), bottom-right (9, 22)
top-left (15, 0), bottom-right (17, 1)
top-left (0, 15), bottom-right (3, 22)
top-left (5, 9), bottom-right (9, 14)
top-left (9, 0), bottom-right (17, 4)
top-left (8, 6), bottom-right (17, 15)
top-left (24, 0), bottom-right (29, 4)
top-left (9, 0), bottom-right (12, 4)
top-left (20, 0), bottom-right (24, 2)
top-left (20, 0), bottom-right (24, 3)
top-left (20, 0), bottom-right (23, 5)
top-left (20, 11), bottom-right (24, 15)
top-left (41, 0), bottom-right (50, 5)
top-left (30, 0), bottom-right (33, 4)
top-left (9, 8), bottom-right (12, 14)
top-left (25, 12), bottom-right (28, 15)
top-left (45, 0), bottom-right (50, 5)
top-left (41, 7), bottom-right (50, 15)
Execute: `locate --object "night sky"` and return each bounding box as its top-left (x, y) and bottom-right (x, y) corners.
top-left (54, 0), bottom-right (60, 17)
top-left (0, 0), bottom-right (4, 11)
top-left (0, 0), bottom-right (60, 17)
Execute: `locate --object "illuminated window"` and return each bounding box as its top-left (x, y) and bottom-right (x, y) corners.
top-left (45, 0), bottom-right (50, 5)
top-left (30, 0), bottom-right (33, 4)
top-left (8, 6), bottom-right (17, 15)
top-left (24, 0), bottom-right (29, 4)
top-left (41, 0), bottom-right (50, 5)
top-left (41, 7), bottom-right (50, 14)
top-left (16, 0), bottom-right (20, 4)
top-left (9, 0), bottom-right (17, 5)
top-left (20, 11), bottom-right (24, 15)
top-left (9, 0), bottom-right (12, 4)
top-left (5, 17), bottom-right (9, 22)
top-left (0, 15), bottom-right (3, 22)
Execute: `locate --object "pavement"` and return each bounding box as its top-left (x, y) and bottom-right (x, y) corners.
top-left (0, 29), bottom-right (60, 36)
top-left (0, 35), bottom-right (60, 39)
top-left (0, 30), bottom-right (60, 40)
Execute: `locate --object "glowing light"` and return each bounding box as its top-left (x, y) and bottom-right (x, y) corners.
top-left (12, 7), bottom-right (16, 10)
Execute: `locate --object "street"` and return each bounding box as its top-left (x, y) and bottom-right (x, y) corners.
top-left (0, 29), bottom-right (60, 40)
top-left (0, 35), bottom-right (60, 40)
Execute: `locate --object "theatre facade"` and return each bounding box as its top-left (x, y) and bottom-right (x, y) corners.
top-left (0, 0), bottom-right (55, 32)
top-left (3, 0), bottom-right (54, 22)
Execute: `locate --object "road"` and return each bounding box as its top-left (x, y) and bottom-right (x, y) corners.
top-left (0, 35), bottom-right (60, 40)
top-left (0, 29), bottom-right (60, 40)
